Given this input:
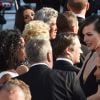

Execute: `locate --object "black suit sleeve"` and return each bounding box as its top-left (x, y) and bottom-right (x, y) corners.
top-left (46, 70), bottom-right (67, 100)
top-left (72, 77), bottom-right (86, 100)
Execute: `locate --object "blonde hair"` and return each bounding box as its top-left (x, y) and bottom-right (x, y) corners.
top-left (23, 20), bottom-right (50, 43)
top-left (0, 79), bottom-right (31, 100)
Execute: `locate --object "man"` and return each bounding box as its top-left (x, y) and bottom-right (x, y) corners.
top-left (17, 39), bottom-right (64, 100)
top-left (53, 32), bottom-right (82, 73)
top-left (57, 11), bottom-right (79, 34)
top-left (67, 0), bottom-right (89, 26)
top-left (67, 0), bottom-right (90, 44)
top-left (34, 7), bottom-right (58, 40)
top-left (16, 38), bottom-right (86, 100)
top-left (0, 79), bottom-right (31, 100)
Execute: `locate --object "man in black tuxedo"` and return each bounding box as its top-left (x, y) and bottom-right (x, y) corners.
top-left (16, 38), bottom-right (86, 100)
top-left (53, 33), bottom-right (82, 74)
top-left (67, 0), bottom-right (89, 44)
top-left (67, 0), bottom-right (89, 25)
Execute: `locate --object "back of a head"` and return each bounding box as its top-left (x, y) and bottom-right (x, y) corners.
top-left (26, 39), bottom-right (52, 64)
top-left (57, 11), bottom-right (78, 33)
top-left (23, 20), bottom-right (50, 43)
top-left (0, 79), bottom-right (31, 100)
top-left (67, 0), bottom-right (88, 12)
top-left (34, 7), bottom-right (58, 25)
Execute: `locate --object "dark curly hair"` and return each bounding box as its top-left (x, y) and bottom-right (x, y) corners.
top-left (0, 30), bottom-right (22, 72)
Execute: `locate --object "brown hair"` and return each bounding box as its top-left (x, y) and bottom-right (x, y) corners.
top-left (67, 0), bottom-right (88, 12)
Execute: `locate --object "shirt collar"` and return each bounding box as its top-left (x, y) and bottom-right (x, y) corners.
top-left (31, 63), bottom-right (48, 68)
top-left (75, 14), bottom-right (85, 19)
top-left (56, 57), bottom-right (73, 65)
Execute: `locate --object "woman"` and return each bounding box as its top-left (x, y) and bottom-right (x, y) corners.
top-left (15, 5), bottom-right (35, 32)
top-left (0, 29), bottom-right (27, 78)
top-left (77, 15), bottom-right (100, 97)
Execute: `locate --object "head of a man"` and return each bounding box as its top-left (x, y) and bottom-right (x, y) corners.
top-left (67, 0), bottom-right (89, 13)
top-left (53, 33), bottom-right (82, 64)
top-left (34, 7), bottom-right (58, 40)
top-left (57, 11), bottom-right (79, 34)
top-left (0, 79), bottom-right (31, 100)
top-left (26, 39), bottom-right (53, 69)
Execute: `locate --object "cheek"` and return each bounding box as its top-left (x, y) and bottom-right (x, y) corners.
top-left (50, 27), bottom-right (54, 33)
top-left (17, 49), bottom-right (26, 60)
top-left (50, 25), bottom-right (57, 31)
top-left (96, 38), bottom-right (100, 45)
top-left (74, 49), bottom-right (80, 59)
top-left (93, 38), bottom-right (100, 47)
top-left (21, 49), bottom-right (26, 57)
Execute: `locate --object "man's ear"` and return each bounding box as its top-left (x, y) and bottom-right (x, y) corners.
top-left (86, 2), bottom-right (90, 11)
top-left (47, 51), bottom-right (53, 69)
top-left (47, 51), bottom-right (52, 63)
top-left (64, 47), bottom-right (72, 55)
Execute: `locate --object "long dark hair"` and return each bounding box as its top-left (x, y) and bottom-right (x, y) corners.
top-left (15, 5), bottom-right (34, 32)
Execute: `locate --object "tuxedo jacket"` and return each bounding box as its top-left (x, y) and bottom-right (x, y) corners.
top-left (16, 64), bottom-right (86, 100)
top-left (77, 16), bottom-right (86, 45)
top-left (53, 60), bottom-right (80, 74)
top-left (16, 64), bottom-right (68, 100)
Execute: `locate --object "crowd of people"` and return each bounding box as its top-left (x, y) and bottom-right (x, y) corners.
top-left (0, 0), bottom-right (100, 100)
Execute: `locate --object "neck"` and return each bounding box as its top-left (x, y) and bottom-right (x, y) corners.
top-left (75, 9), bottom-right (86, 17)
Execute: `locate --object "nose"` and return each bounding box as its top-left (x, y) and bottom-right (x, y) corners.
top-left (84, 35), bottom-right (86, 43)
top-left (80, 48), bottom-right (83, 54)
